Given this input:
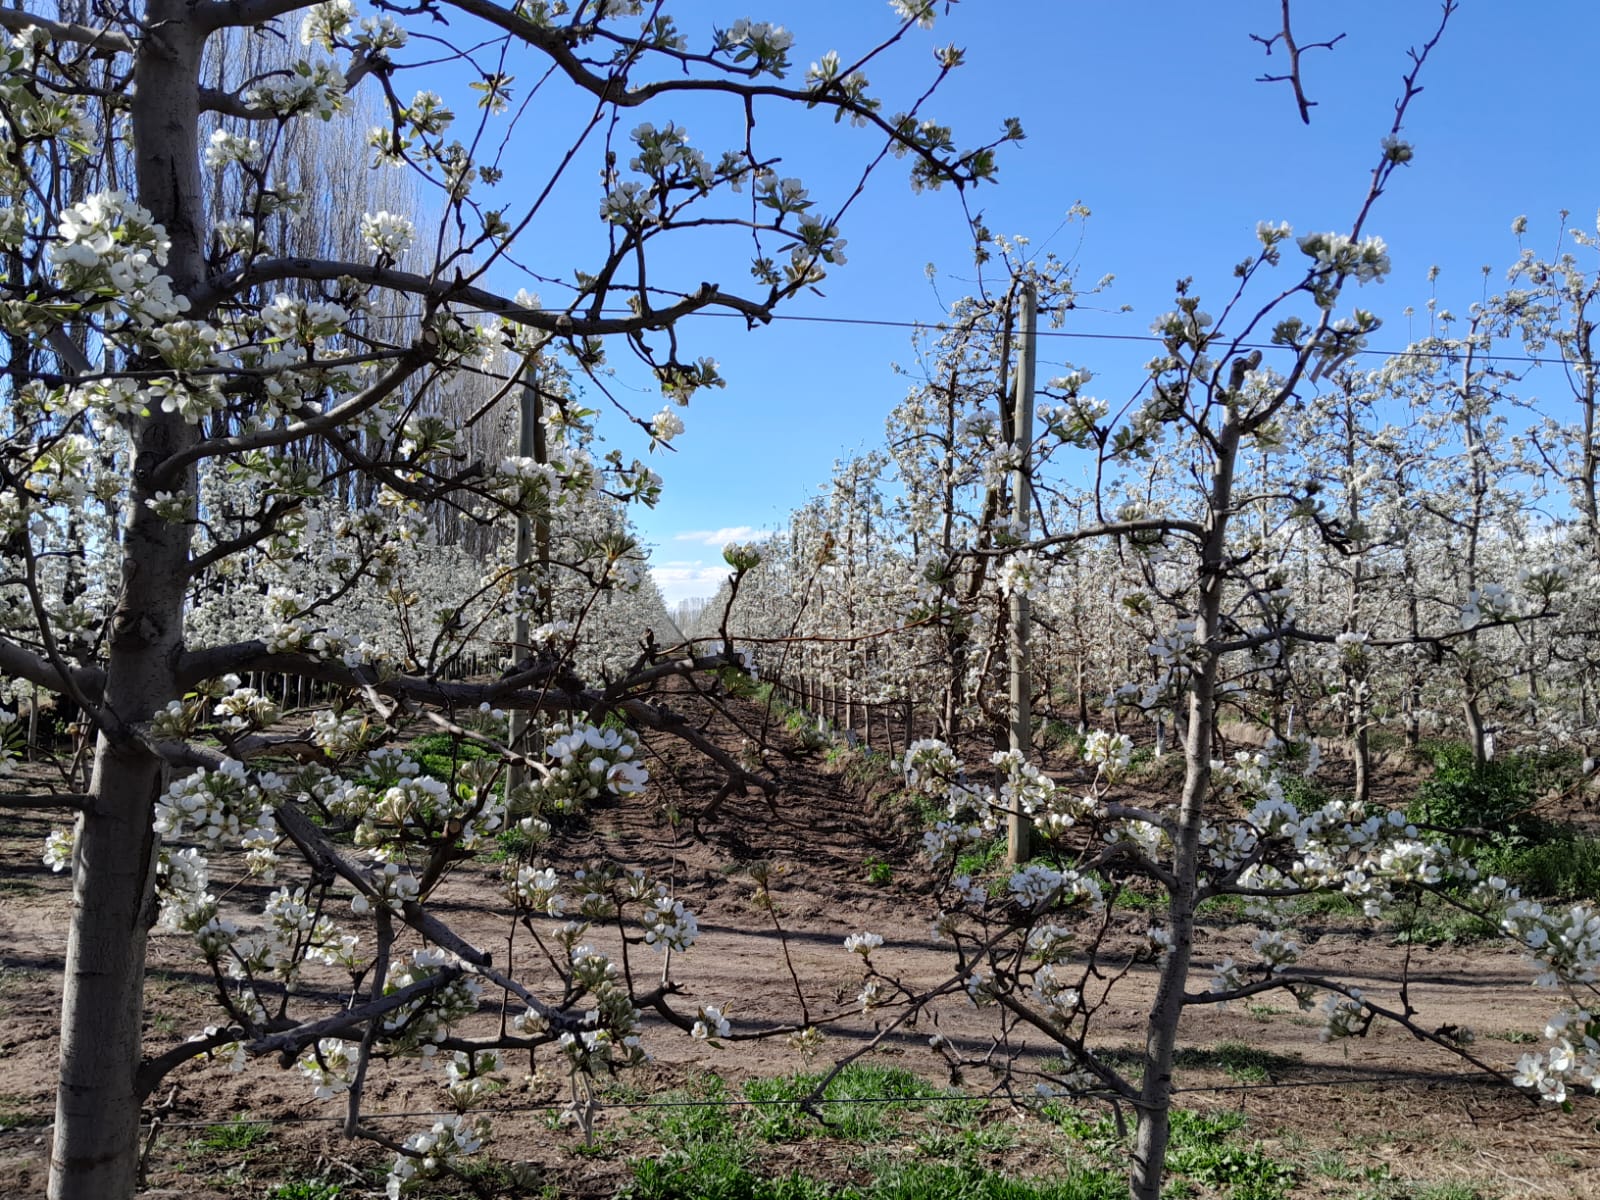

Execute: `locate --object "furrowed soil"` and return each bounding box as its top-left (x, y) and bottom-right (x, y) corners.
top-left (1, 688), bottom-right (1596, 1199)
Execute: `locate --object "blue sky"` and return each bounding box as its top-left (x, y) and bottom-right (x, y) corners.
top-left (469, 2), bottom-right (1600, 605)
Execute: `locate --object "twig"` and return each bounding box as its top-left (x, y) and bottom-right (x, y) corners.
top-left (1250, 0), bottom-right (1347, 124)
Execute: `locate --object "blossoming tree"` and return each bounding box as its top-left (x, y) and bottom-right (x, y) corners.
top-left (0, 1), bottom-right (1022, 1196)
top-left (716, 7), bottom-right (1600, 1196)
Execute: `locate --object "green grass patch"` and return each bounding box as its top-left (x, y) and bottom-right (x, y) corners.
top-left (743, 1064), bottom-right (945, 1143)
top-left (1388, 901), bottom-right (1499, 947)
top-left (0, 1095), bottom-right (48, 1130)
top-left (1167, 1141), bottom-right (1296, 1200)
top-left (857, 1160), bottom-right (1123, 1199)
top-left (1173, 1043), bottom-right (1301, 1085)
top-left (190, 1116), bottom-right (273, 1153)
top-left (1483, 832), bottom-right (1600, 901)
top-left (490, 823), bottom-right (538, 862)
top-left (1167, 1108), bottom-right (1248, 1146)
top-left (411, 731), bottom-right (494, 783)
top-left (954, 836), bottom-right (1007, 879)
top-left (266, 1182), bottom-right (343, 1200)
top-left (1408, 744), bottom-right (1547, 847)
top-left (624, 1152), bottom-right (1122, 1200)
top-left (623, 1068), bottom-right (1123, 1200)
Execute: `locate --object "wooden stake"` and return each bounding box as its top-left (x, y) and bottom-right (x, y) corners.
top-left (507, 357), bottom-right (539, 797)
top-left (1007, 281), bottom-right (1038, 866)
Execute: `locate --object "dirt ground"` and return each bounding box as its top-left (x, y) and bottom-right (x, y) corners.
top-left (2, 692), bottom-right (1598, 1198)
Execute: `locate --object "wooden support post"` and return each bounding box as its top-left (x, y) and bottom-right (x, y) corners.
top-left (507, 357), bottom-right (542, 798)
top-left (1007, 280), bottom-right (1038, 867)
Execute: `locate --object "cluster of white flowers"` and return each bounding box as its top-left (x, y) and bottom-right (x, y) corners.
top-left (902, 739), bottom-right (960, 795)
top-left (1209, 957), bottom-right (1245, 997)
top-left (155, 760), bottom-right (280, 849)
top-left (629, 122), bottom-right (712, 188)
top-left (213, 685), bottom-right (279, 732)
top-left (1008, 863), bottom-right (1062, 911)
top-left (1030, 963), bottom-right (1081, 1021)
top-left (600, 181), bottom-right (652, 226)
top-left (351, 860), bottom-right (422, 914)
top-left (312, 709), bottom-right (373, 755)
top-left (855, 977), bottom-right (886, 1010)
top-left (1250, 929), bottom-right (1301, 973)
top-left (1512, 1010), bottom-right (1599, 1104)
top-left (380, 948), bottom-right (483, 1056)
top-left (443, 1049), bottom-right (504, 1110)
top-left (554, 937), bottom-right (645, 1072)
top-left (640, 892), bottom-right (699, 952)
top-left (262, 293), bottom-right (349, 348)
top-left (42, 826), bottom-right (74, 873)
top-left (843, 931), bottom-right (883, 957)
top-left (386, 1114), bottom-right (488, 1200)
top-left (921, 819), bottom-right (984, 866)
top-left (889, 0), bottom-right (938, 28)
top-left (301, 0), bottom-right (355, 48)
top-left (360, 210), bottom-right (415, 258)
top-left (245, 59), bottom-right (348, 119)
top-left (691, 1004), bottom-right (731, 1042)
top-left (1500, 897), bottom-right (1600, 989)
top-left (1081, 729), bottom-right (1134, 779)
top-left (535, 722), bottom-right (648, 811)
top-left (1007, 864), bottom-right (1103, 914)
top-left (1144, 924), bottom-right (1175, 961)
top-left (650, 407), bottom-right (685, 443)
top-left (298, 1038), bottom-right (355, 1100)
top-left (1297, 231), bottom-right (1391, 306)
top-left (995, 551), bottom-right (1042, 598)
top-left (1318, 990), bottom-right (1370, 1041)
top-left (155, 845), bottom-right (212, 932)
top-left (508, 864), bottom-right (566, 916)
top-left (363, 770), bottom-right (504, 852)
top-left (717, 18), bottom-right (793, 73)
top-left (203, 129), bottom-right (263, 170)
top-left (49, 191), bottom-right (188, 327)
top-left (1026, 922), bottom-right (1075, 964)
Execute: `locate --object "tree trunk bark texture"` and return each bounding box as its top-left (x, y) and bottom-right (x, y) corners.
top-left (50, 6), bottom-right (205, 1197)
top-left (1128, 422), bottom-right (1238, 1200)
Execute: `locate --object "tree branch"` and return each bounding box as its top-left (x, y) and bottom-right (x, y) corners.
top-left (0, 7), bottom-right (132, 53)
top-left (0, 792), bottom-right (92, 811)
top-left (1250, 0), bottom-right (1346, 125)
top-left (0, 634), bottom-right (105, 701)
top-left (190, 258), bottom-right (772, 338)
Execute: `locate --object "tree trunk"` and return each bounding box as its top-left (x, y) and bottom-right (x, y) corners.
top-left (50, 8), bottom-right (205, 1197)
top-left (1463, 693), bottom-right (1488, 770)
top-left (1352, 723), bottom-right (1371, 806)
top-left (1129, 423), bottom-right (1238, 1200)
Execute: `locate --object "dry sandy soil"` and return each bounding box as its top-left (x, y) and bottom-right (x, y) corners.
top-left (1, 692), bottom-right (1597, 1198)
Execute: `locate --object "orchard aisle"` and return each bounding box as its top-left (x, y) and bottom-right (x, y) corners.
top-left (0, 683), bottom-right (1591, 1197)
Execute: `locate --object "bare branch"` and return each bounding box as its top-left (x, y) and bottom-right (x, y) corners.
top-left (0, 7), bottom-right (132, 53)
top-left (0, 792), bottom-right (92, 811)
top-left (1251, 0), bottom-right (1347, 124)
top-left (0, 634), bottom-right (105, 702)
top-left (191, 258), bottom-right (773, 338)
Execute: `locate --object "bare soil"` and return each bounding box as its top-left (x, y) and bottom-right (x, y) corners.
top-left (2, 693), bottom-right (1597, 1198)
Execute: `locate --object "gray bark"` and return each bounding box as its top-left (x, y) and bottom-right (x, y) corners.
top-left (1129, 422), bottom-right (1239, 1200)
top-left (49, 6), bottom-right (205, 1197)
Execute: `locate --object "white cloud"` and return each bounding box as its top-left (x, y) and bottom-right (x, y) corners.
top-left (651, 563), bottom-right (730, 607)
top-left (673, 525), bottom-right (774, 548)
